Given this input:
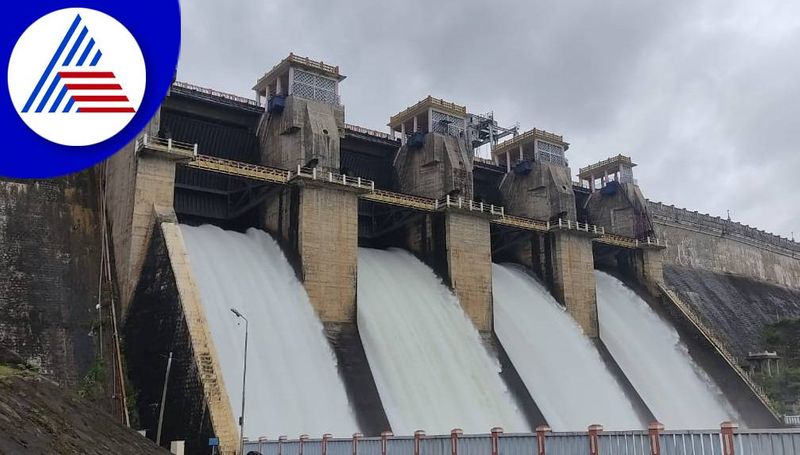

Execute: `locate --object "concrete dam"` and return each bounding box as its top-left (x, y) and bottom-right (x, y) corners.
top-left (2, 53), bottom-right (800, 454)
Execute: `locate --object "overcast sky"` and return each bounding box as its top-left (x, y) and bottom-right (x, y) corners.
top-left (177, 0), bottom-right (799, 240)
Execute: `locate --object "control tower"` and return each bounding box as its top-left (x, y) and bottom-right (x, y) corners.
top-left (492, 128), bottom-right (576, 221)
top-left (253, 53), bottom-right (346, 173)
top-left (389, 96), bottom-right (474, 200)
top-left (577, 154), bottom-right (654, 239)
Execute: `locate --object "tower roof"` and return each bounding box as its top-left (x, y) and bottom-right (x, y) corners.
top-left (388, 96), bottom-right (466, 130)
top-left (253, 53), bottom-right (345, 96)
top-left (578, 154), bottom-right (636, 180)
top-left (491, 128), bottom-right (568, 158)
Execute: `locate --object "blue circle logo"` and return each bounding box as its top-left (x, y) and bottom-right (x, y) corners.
top-left (1, 0), bottom-right (180, 178)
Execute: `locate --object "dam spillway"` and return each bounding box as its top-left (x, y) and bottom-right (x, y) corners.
top-left (492, 263), bottom-right (644, 431)
top-left (357, 248), bottom-right (527, 435)
top-left (595, 271), bottom-right (739, 429)
top-left (181, 224), bottom-right (359, 438)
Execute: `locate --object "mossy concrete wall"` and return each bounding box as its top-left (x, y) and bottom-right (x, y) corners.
top-left (0, 172), bottom-right (101, 388)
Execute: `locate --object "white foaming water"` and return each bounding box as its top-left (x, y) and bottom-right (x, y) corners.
top-left (358, 248), bottom-right (528, 435)
top-left (492, 263), bottom-right (643, 431)
top-left (595, 271), bottom-right (740, 429)
top-left (181, 224), bottom-right (359, 438)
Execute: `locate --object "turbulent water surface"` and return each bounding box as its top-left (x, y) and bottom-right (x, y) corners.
top-left (596, 271), bottom-right (740, 428)
top-left (182, 224), bottom-right (359, 438)
top-left (493, 263), bottom-right (643, 431)
top-left (358, 248), bottom-right (527, 435)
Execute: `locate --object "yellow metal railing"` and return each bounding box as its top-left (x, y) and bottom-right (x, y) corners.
top-left (186, 155), bottom-right (290, 184)
top-left (136, 135), bottom-right (197, 159)
top-left (659, 284), bottom-right (778, 417)
top-left (172, 151), bottom-right (668, 250)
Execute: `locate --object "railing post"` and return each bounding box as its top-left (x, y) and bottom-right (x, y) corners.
top-left (501, 207), bottom-right (504, 217)
top-left (535, 425), bottom-right (550, 455)
top-left (480, 202), bottom-right (485, 213)
top-left (648, 422), bottom-right (664, 455)
top-left (593, 225), bottom-right (597, 234)
top-left (299, 434), bottom-right (309, 455)
top-left (258, 437), bottom-right (268, 453)
top-left (297, 165), bottom-right (302, 176)
top-left (635, 239), bottom-right (639, 248)
top-left (647, 236), bottom-right (651, 245)
top-left (720, 421), bottom-right (738, 455)
top-left (601, 226), bottom-right (605, 235)
top-left (143, 135), bottom-right (149, 147)
top-left (413, 430), bottom-right (425, 455)
top-left (329, 172), bottom-right (333, 182)
top-left (358, 177), bottom-right (362, 187)
top-left (446, 194), bottom-right (451, 207)
top-left (458, 197), bottom-right (463, 209)
top-left (588, 424), bottom-right (603, 455)
top-left (490, 204), bottom-right (495, 215)
top-left (450, 429), bottom-right (463, 455)
top-left (343, 174), bottom-right (347, 185)
top-left (469, 200), bottom-right (474, 211)
top-left (193, 143), bottom-right (198, 157)
top-left (490, 427), bottom-right (503, 455)
top-left (371, 181), bottom-right (375, 191)
top-left (558, 219), bottom-right (563, 229)
top-left (435, 199), bottom-right (439, 210)
top-left (278, 435), bottom-right (287, 455)
top-left (167, 138), bottom-right (173, 152)
top-left (313, 167), bottom-right (317, 180)
top-left (322, 433), bottom-right (332, 455)
top-left (351, 433), bottom-right (363, 455)
top-left (380, 431), bottom-right (393, 455)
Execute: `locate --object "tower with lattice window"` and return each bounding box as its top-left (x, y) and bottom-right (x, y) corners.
top-left (491, 128), bottom-right (577, 221)
top-left (578, 154), bottom-right (655, 239)
top-left (253, 53), bottom-right (346, 172)
top-left (388, 96), bottom-right (474, 200)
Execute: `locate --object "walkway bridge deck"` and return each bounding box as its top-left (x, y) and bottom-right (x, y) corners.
top-left (137, 135), bottom-right (663, 250)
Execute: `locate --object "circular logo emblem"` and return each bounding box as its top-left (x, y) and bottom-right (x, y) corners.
top-left (7, 8), bottom-right (146, 146)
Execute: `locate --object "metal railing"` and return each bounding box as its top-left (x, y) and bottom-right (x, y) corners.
top-left (389, 96), bottom-right (467, 126)
top-left (292, 165), bottom-right (375, 191)
top-left (244, 427), bottom-right (800, 455)
top-left (135, 135), bottom-right (197, 159)
top-left (171, 81), bottom-right (261, 107)
top-left (344, 123), bottom-right (398, 142)
top-left (578, 154), bottom-right (634, 176)
top-left (493, 128), bottom-right (565, 156)
top-left (362, 190), bottom-right (437, 212)
top-left (658, 284), bottom-right (777, 416)
top-left (786, 415), bottom-right (800, 426)
top-left (170, 153), bottom-right (665, 251)
top-left (473, 156), bottom-right (497, 166)
top-left (186, 155), bottom-right (290, 184)
top-left (434, 195), bottom-right (504, 216)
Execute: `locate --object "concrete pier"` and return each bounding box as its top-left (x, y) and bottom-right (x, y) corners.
top-left (443, 211), bottom-right (493, 332)
top-left (263, 182), bottom-right (360, 323)
top-left (548, 231), bottom-right (599, 338)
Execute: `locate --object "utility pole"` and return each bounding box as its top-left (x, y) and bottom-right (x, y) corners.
top-left (156, 351), bottom-right (173, 446)
top-left (231, 308), bottom-right (249, 455)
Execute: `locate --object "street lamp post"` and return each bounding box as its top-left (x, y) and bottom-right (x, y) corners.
top-left (231, 308), bottom-right (249, 455)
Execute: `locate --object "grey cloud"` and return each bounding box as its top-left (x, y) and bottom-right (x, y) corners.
top-left (177, 0), bottom-right (800, 240)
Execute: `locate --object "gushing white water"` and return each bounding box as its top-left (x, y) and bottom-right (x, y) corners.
top-left (492, 263), bottom-right (643, 431)
top-left (357, 248), bottom-right (528, 435)
top-left (595, 271), bottom-right (739, 429)
top-left (181, 224), bottom-right (359, 438)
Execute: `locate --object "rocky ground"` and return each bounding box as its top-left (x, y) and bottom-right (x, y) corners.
top-left (0, 347), bottom-right (167, 455)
